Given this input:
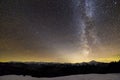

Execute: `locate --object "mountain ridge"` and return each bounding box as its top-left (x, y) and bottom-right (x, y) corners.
top-left (0, 60), bottom-right (120, 78)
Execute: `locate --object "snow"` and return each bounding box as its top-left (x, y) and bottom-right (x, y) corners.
top-left (0, 74), bottom-right (120, 80)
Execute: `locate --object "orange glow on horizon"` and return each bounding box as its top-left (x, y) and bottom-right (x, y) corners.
top-left (0, 54), bottom-right (119, 63)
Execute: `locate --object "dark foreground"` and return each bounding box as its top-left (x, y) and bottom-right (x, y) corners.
top-left (0, 61), bottom-right (120, 78)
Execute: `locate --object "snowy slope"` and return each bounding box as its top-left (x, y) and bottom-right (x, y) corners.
top-left (0, 74), bottom-right (120, 80)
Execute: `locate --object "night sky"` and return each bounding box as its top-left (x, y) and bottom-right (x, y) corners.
top-left (0, 0), bottom-right (120, 63)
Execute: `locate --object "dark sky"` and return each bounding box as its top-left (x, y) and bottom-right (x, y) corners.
top-left (0, 0), bottom-right (120, 62)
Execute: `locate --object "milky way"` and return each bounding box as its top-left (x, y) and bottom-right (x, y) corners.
top-left (78, 0), bottom-right (100, 56)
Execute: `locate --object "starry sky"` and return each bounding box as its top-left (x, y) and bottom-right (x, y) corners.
top-left (0, 0), bottom-right (120, 63)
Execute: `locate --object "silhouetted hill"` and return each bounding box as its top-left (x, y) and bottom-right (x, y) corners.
top-left (0, 61), bottom-right (120, 78)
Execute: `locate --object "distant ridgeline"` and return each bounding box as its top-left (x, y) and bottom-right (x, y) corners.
top-left (0, 61), bottom-right (120, 78)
